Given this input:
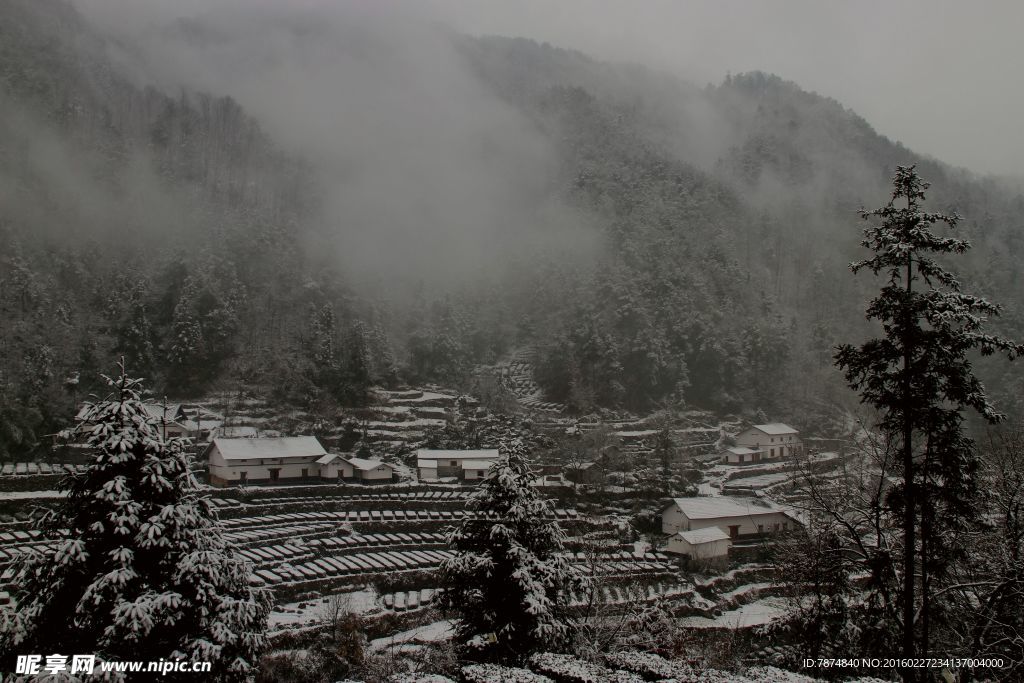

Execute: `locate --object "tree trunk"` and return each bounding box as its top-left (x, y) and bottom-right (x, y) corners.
top-left (901, 251), bottom-right (917, 680)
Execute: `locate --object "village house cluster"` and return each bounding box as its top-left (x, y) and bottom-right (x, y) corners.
top-left (70, 401), bottom-right (806, 567)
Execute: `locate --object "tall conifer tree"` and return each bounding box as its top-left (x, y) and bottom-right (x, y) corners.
top-left (439, 438), bottom-right (587, 663)
top-left (835, 166), bottom-right (1023, 668)
top-left (0, 362), bottom-right (271, 680)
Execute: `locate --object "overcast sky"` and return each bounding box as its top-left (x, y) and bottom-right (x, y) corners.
top-left (75, 0), bottom-right (1023, 179)
top-left (419, 0), bottom-right (1023, 178)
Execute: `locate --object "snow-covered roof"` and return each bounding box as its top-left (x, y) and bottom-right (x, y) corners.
top-left (415, 449), bottom-right (499, 461)
top-left (142, 403), bottom-right (182, 421)
top-left (724, 446), bottom-right (762, 455)
top-left (210, 436), bottom-right (326, 461)
top-left (677, 527), bottom-right (732, 545)
top-left (316, 453), bottom-right (340, 465)
top-left (669, 496), bottom-right (784, 520)
top-left (460, 460), bottom-right (495, 471)
top-left (566, 461), bottom-right (597, 470)
top-left (343, 457), bottom-right (392, 471)
top-left (749, 423), bottom-right (798, 435)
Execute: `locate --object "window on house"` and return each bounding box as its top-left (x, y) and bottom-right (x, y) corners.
top-left (301, 468), bottom-right (308, 478)
top-left (450, 460), bottom-right (458, 467)
top-left (757, 524), bottom-right (764, 533)
top-left (269, 469), bottom-right (280, 482)
top-left (728, 525), bottom-right (740, 539)
top-left (239, 472), bottom-right (247, 484)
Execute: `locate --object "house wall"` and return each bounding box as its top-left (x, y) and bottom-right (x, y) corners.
top-left (463, 469), bottom-right (489, 481)
top-left (667, 536), bottom-right (730, 559)
top-left (662, 505), bottom-right (689, 534)
top-left (724, 451), bottom-right (762, 465)
top-left (419, 466), bottom-right (439, 481)
top-left (356, 466), bottom-right (393, 482)
top-left (318, 462), bottom-right (355, 480)
top-left (687, 511), bottom-right (794, 537)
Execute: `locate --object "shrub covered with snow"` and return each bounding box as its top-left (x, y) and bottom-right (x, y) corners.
top-left (461, 663), bottom-right (554, 683)
top-left (0, 365), bottom-right (271, 681)
top-left (391, 674), bottom-right (458, 683)
top-left (529, 652), bottom-right (644, 683)
top-left (603, 651), bottom-right (690, 681)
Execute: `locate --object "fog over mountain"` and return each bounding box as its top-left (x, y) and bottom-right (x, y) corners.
top-left (76, 0), bottom-right (1024, 180)
top-left (3, 0), bottom-right (1024, 447)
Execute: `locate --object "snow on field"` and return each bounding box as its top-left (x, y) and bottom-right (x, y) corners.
top-left (269, 589), bottom-right (379, 629)
top-left (370, 619), bottom-right (455, 651)
top-left (0, 490), bottom-right (66, 499)
top-left (678, 596), bottom-right (790, 629)
top-left (724, 473), bottom-right (793, 489)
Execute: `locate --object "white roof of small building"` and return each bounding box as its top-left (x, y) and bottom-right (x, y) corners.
top-left (316, 453), bottom-right (341, 465)
top-left (724, 446), bottom-right (762, 455)
top-left (416, 449), bottom-right (499, 461)
top-left (567, 461), bottom-right (598, 470)
top-left (210, 436), bottom-right (326, 461)
top-left (668, 496), bottom-right (785, 520)
top-left (677, 527), bottom-right (732, 544)
top-left (343, 457), bottom-right (392, 471)
top-left (461, 460), bottom-right (495, 470)
top-left (142, 403), bottom-right (182, 420)
top-left (749, 423), bottom-right (798, 435)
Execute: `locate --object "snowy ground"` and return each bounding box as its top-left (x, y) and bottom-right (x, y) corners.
top-left (369, 619), bottom-right (455, 651)
top-left (0, 490), bottom-right (66, 500)
top-left (678, 596), bottom-right (791, 629)
top-left (268, 589), bottom-right (379, 631)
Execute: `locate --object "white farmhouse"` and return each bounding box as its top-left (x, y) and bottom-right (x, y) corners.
top-left (733, 423), bottom-right (801, 462)
top-left (662, 496), bottom-right (797, 539)
top-left (666, 527), bottom-right (732, 561)
top-left (417, 449), bottom-right (499, 481)
top-left (206, 436), bottom-right (327, 486)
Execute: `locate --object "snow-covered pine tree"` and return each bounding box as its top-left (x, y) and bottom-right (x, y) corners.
top-left (0, 361), bottom-right (271, 680)
top-left (439, 438), bottom-right (587, 664)
top-left (835, 166), bottom-right (1024, 667)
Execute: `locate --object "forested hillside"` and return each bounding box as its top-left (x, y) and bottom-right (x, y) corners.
top-left (3, 0), bottom-right (1024, 457)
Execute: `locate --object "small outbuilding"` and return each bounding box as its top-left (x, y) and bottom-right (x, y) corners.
top-left (720, 445), bottom-right (764, 465)
top-left (417, 449), bottom-right (499, 481)
top-left (666, 527), bottom-right (732, 560)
